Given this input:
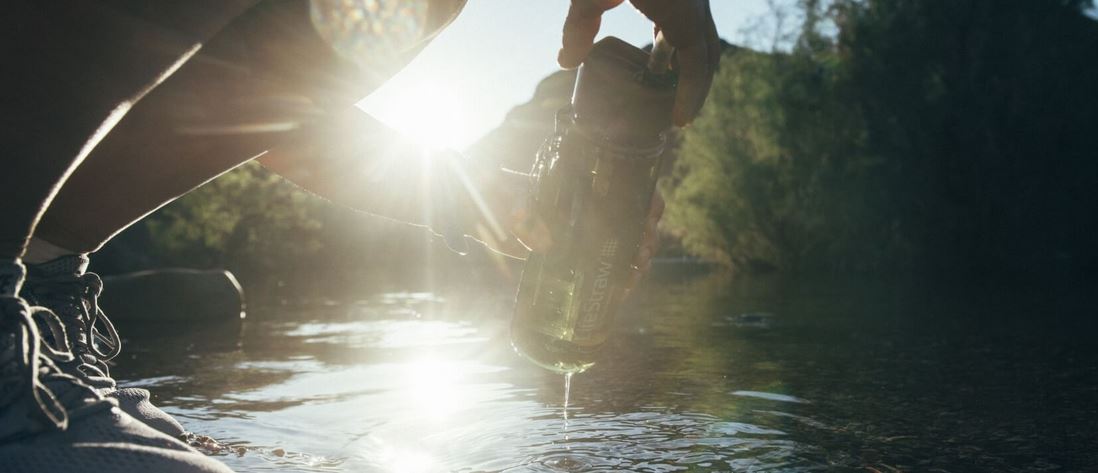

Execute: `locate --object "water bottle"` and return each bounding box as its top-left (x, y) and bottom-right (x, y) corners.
top-left (511, 36), bottom-right (676, 374)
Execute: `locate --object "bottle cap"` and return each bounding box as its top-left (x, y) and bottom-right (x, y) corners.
top-left (571, 37), bottom-right (676, 147)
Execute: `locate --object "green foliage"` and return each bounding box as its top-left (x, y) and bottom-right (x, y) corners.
top-left (665, 41), bottom-right (898, 273)
top-left (142, 162), bottom-right (324, 271)
top-left (666, 0), bottom-right (1098, 276)
top-left (835, 0), bottom-right (1098, 276)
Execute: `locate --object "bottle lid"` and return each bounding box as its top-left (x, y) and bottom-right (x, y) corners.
top-left (571, 37), bottom-right (676, 147)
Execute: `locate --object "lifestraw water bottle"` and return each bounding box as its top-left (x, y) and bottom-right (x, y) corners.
top-left (511, 35), bottom-right (676, 373)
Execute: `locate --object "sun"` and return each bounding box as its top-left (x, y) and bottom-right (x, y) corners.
top-left (359, 77), bottom-right (478, 151)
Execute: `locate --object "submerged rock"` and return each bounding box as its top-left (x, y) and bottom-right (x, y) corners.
top-left (100, 268), bottom-right (245, 322)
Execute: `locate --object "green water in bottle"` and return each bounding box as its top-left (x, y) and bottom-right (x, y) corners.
top-left (511, 36), bottom-right (676, 374)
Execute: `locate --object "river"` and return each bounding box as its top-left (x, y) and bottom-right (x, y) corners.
top-left (112, 269), bottom-right (1098, 472)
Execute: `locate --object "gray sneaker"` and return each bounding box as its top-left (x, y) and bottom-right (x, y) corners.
top-left (1, 262), bottom-right (233, 472)
top-left (21, 255), bottom-right (186, 438)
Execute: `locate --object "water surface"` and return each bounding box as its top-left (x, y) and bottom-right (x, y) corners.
top-left (114, 271), bottom-right (1098, 472)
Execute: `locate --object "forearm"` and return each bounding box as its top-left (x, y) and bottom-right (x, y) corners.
top-left (182, 0), bottom-right (503, 250)
top-left (189, 0), bottom-right (488, 243)
top-left (257, 108), bottom-right (487, 242)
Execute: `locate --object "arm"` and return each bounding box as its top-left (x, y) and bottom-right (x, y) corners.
top-left (256, 107), bottom-right (509, 252)
top-left (31, 0), bottom-right (470, 255)
top-left (225, 0), bottom-right (504, 248)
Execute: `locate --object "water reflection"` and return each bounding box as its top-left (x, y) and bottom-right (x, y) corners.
top-left (111, 272), bottom-right (1098, 471)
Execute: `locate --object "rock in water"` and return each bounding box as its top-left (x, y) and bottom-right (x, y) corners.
top-left (100, 268), bottom-right (245, 322)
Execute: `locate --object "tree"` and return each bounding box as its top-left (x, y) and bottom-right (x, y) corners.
top-left (665, 0), bottom-right (1098, 278)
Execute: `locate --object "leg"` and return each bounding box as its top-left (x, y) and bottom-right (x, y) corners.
top-left (0, 1), bottom-right (254, 260)
top-left (0, 0), bottom-right (252, 454)
top-left (32, 0), bottom-right (378, 253)
top-left (32, 0), bottom-right (469, 254)
top-left (18, 1), bottom-right (377, 440)
top-left (1, 4), bottom-right (248, 465)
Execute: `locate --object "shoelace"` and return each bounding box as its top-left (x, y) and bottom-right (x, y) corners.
top-left (24, 272), bottom-right (121, 378)
top-left (0, 297), bottom-right (76, 431)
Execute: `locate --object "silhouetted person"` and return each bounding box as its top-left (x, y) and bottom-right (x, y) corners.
top-left (0, 1), bottom-right (719, 471)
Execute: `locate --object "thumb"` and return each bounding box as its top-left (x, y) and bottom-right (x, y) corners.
top-left (558, 0), bottom-right (625, 68)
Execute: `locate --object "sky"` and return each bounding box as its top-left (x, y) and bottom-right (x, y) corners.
top-left (359, 0), bottom-right (775, 150)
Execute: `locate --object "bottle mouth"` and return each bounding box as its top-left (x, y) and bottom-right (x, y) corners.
top-left (571, 37), bottom-right (677, 145)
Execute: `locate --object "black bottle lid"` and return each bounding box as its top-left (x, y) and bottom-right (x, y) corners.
top-left (571, 37), bottom-right (676, 147)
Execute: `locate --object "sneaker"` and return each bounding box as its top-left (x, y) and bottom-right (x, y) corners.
top-left (1, 262), bottom-right (233, 472)
top-left (21, 255), bottom-right (185, 437)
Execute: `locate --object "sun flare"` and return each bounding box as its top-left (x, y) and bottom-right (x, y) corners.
top-left (359, 77), bottom-right (479, 151)
top-left (401, 358), bottom-right (468, 420)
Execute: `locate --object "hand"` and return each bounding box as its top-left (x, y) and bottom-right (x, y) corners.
top-left (558, 0), bottom-right (721, 127)
top-left (624, 189), bottom-right (664, 296)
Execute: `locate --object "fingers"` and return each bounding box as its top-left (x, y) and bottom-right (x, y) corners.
top-left (671, 42), bottom-right (711, 126)
top-left (559, 0), bottom-right (626, 68)
top-left (624, 190), bottom-right (664, 295)
top-left (562, 0), bottom-right (719, 124)
top-left (705, 5), bottom-right (722, 72)
top-left (639, 216), bottom-right (661, 266)
top-left (624, 240), bottom-right (654, 296)
top-left (510, 207), bottom-right (554, 253)
top-left (625, 251), bottom-right (652, 294)
top-left (641, 191), bottom-right (665, 258)
top-left (651, 189), bottom-right (666, 220)
top-left (632, 0), bottom-right (718, 126)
